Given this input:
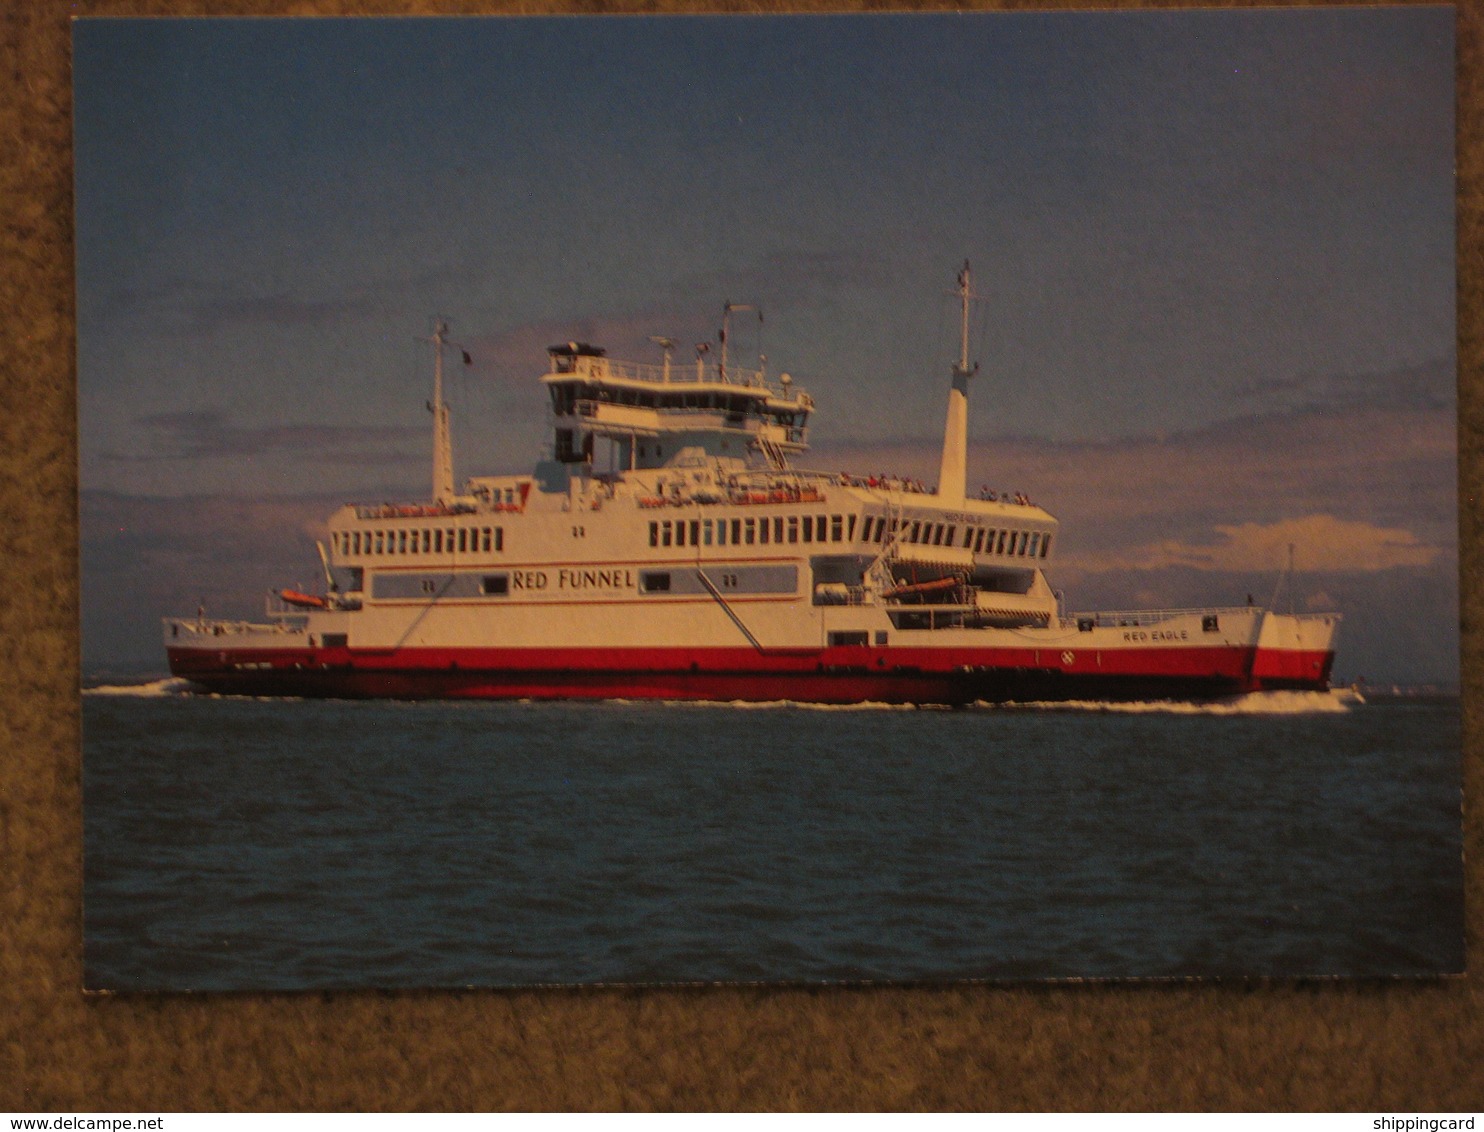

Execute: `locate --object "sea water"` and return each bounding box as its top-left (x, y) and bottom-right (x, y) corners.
top-left (81, 685), bottom-right (1463, 990)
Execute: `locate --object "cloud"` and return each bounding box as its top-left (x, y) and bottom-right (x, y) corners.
top-left (459, 248), bottom-right (897, 385)
top-left (1081, 514), bottom-right (1441, 575)
top-left (1223, 358), bottom-right (1455, 415)
top-left (810, 402), bottom-right (1455, 585)
top-left (464, 310), bottom-right (723, 386)
top-left (110, 410), bottom-right (425, 465)
top-left (81, 490), bottom-right (349, 668)
top-left (813, 402), bottom-right (1456, 550)
top-left (102, 277), bottom-right (377, 337)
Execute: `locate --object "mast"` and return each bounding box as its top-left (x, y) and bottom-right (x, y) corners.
top-left (936, 261), bottom-right (978, 505)
top-left (721, 301), bottom-right (760, 383)
top-left (429, 319), bottom-right (455, 505)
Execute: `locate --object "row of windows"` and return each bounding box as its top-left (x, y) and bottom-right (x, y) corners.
top-left (550, 381), bottom-right (806, 428)
top-left (333, 526), bottom-right (504, 557)
top-left (866, 515), bottom-right (1051, 560)
top-left (649, 513), bottom-right (855, 549)
top-left (647, 512), bottom-right (1052, 560)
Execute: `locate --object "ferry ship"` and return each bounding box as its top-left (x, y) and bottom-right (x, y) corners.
top-left (164, 265), bottom-right (1339, 703)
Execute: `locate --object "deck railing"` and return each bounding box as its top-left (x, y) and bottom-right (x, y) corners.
top-left (556, 354), bottom-right (804, 401)
top-left (1067, 606), bottom-right (1256, 628)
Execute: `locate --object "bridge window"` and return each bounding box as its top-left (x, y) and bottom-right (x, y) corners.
top-left (830, 515), bottom-right (843, 542)
top-left (676, 520), bottom-right (687, 547)
top-left (773, 517), bottom-right (784, 543)
top-left (787, 516), bottom-right (799, 543)
top-left (649, 522), bottom-right (659, 548)
top-left (995, 530), bottom-right (1007, 555)
top-left (1028, 532), bottom-right (1040, 557)
top-left (661, 521), bottom-right (672, 547)
top-left (1040, 535), bottom-right (1051, 558)
top-left (758, 517), bottom-right (770, 544)
top-left (847, 515), bottom-right (857, 541)
top-left (730, 518), bottom-right (741, 544)
top-left (744, 518), bottom-right (756, 545)
top-left (815, 515), bottom-right (827, 541)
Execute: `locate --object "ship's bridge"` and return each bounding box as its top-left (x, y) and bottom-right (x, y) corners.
top-left (542, 342), bottom-right (812, 470)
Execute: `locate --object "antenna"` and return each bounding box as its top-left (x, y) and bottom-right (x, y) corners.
top-left (649, 335), bottom-right (675, 383)
top-left (1267, 543), bottom-right (1297, 613)
top-left (722, 301), bottom-right (762, 382)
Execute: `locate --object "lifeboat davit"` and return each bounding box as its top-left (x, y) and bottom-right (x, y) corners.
top-left (882, 576), bottom-right (960, 600)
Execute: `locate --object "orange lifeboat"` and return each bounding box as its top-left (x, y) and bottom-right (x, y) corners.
top-left (279, 589), bottom-right (329, 609)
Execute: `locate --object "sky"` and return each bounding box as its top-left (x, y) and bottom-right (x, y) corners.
top-left (73, 10), bottom-right (1457, 681)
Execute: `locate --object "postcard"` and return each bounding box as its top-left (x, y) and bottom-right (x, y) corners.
top-left (76, 10), bottom-right (1460, 990)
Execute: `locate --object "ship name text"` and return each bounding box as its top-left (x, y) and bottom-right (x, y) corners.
top-left (1122, 629), bottom-right (1190, 643)
top-left (509, 567), bottom-right (639, 592)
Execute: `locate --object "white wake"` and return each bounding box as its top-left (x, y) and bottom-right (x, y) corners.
top-left (83, 677), bottom-right (197, 697)
top-left (996, 690), bottom-right (1361, 715)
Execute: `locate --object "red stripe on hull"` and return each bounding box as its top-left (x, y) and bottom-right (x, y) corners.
top-left (167, 643), bottom-right (1335, 703)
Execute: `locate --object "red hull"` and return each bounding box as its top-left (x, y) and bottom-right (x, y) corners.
top-left (167, 642), bottom-right (1335, 703)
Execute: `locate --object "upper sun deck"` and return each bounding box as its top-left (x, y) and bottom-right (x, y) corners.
top-left (542, 341), bottom-right (814, 467)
